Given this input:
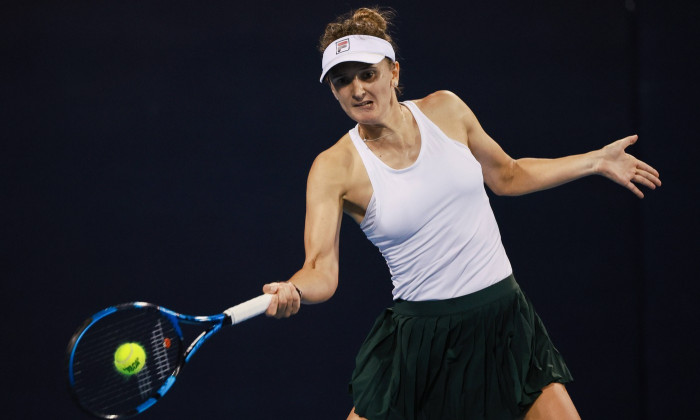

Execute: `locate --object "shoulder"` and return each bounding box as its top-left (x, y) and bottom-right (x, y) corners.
top-left (409, 91), bottom-right (475, 144)
top-left (412, 90), bottom-right (471, 121)
top-left (312, 134), bottom-right (354, 172)
top-left (308, 134), bottom-right (357, 189)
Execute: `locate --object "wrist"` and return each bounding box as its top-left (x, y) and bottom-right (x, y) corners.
top-left (289, 282), bottom-right (303, 302)
top-left (587, 149), bottom-right (605, 176)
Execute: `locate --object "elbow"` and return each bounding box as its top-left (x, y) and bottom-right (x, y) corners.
top-left (487, 182), bottom-right (508, 196)
top-left (495, 158), bottom-right (522, 197)
top-left (316, 272), bottom-right (338, 303)
top-left (487, 159), bottom-right (518, 196)
top-left (300, 259), bottom-right (339, 304)
top-left (490, 184), bottom-right (519, 196)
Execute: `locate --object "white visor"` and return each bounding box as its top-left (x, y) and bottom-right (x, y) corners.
top-left (320, 35), bottom-right (395, 82)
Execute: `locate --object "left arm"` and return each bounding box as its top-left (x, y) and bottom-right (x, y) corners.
top-left (439, 92), bottom-right (662, 197)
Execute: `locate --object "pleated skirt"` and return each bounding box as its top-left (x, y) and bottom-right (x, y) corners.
top-left (349, 275), bottom-right (573, 420)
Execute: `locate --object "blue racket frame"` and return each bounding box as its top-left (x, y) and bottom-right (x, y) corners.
top-left (67, 302), bottom-right (232, 418)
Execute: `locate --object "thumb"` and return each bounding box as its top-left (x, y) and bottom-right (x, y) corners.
top-left (262, 282), bottom-right (279, 294)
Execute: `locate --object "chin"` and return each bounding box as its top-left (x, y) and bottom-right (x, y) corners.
top-left (348, 107), bottom-right (383, 124)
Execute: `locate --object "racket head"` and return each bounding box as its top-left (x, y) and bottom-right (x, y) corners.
top-left (66, 302), bottom-right (185, 419)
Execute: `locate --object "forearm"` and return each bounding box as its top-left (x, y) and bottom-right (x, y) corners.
top-left (288, 262), bottom-right (338, 304)
top-left (261, 261), bottom-right (336, 319)
top-left (498, 150), bottom-right (602, 196)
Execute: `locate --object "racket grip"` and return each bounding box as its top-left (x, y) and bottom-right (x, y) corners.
top-left (224, 294), bottom-right (273, 325)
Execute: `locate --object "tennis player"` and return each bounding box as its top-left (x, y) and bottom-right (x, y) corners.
top-left (262, 7), bottom-right (660, 420)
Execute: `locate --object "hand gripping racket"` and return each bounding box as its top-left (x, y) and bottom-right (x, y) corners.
top-left (66, 294), bottom-right (272, 418)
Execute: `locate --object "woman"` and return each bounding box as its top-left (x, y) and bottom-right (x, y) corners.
top-left (261, 7), bottom-right (661, 420)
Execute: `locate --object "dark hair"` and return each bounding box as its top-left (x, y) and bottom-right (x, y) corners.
top-left (319, 7), bottom-right (401, 94)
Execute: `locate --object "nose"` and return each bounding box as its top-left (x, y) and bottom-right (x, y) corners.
top-left (350, 77), bottom-right (365, 100)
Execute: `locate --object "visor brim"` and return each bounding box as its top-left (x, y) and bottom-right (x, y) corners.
top-left (319, 52), bottom-right (387, 82)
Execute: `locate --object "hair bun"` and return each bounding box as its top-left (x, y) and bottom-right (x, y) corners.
top-left (319, 7), bottom-right (396, 53)
top-left (352, 8), bottom-right (388, 33)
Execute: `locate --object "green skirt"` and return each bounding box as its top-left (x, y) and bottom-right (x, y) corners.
top-left (349, 275), bottom-right (573, 420)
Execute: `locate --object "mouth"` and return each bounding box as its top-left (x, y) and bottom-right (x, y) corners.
top-left (353, 100), bottom-right (374, 108)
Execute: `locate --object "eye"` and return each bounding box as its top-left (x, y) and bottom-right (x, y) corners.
top-left (331, 76), bottom-right (351, 87)
top-left (360, 70), bottom-right (376, 81)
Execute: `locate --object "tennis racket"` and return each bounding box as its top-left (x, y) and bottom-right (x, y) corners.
top-left (66, 294), bottom-right (272, 418)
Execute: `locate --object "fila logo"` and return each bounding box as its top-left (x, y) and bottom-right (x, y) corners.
top-left (336, 38), bottom-right (350, 54)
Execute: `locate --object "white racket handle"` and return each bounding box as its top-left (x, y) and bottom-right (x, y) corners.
top-left (224, 294), bottom-right (273, 325)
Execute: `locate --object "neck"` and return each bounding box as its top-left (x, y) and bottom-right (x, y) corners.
top-left (359, 101), bottom-right (409, 143)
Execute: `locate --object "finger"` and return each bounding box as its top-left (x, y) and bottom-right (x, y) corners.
top-left (281, 283), bottom-right (297, 318)
top-left (633, 173), bottom-right (657, 190)
top-left (634, 168), bottom-right (661, 187)
top-left (275, 286), bottom-right (289, 319)
top-left (290, 286), bottom-right (301, 316)
top-left (283, 282), bottom-right (300, 313)
top-left (266, 294), bottom-right (278, 317)
top-left (285, 300), bottom-right (294, 318)
top-left (286, 284), bottom-right (300, 317)
top-left (636, 160), bottom-right (661, 180)
top-left (276, 283), bottom-right (297, 318)
top-left (615, 134), bottom-right (637, 151)
top-left (627, 181), bottom-right (644, 199)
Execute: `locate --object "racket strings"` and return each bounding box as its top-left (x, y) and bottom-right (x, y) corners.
top-left (149, 319), bottom-right (175, 381)
top-left (69, 307), bottom-right (182, 417)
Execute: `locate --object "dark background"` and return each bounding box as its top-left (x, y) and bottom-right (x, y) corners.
top-left (3, 0), bottom-right (699, 418)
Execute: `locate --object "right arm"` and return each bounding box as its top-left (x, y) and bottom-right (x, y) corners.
top-left (262, 147), bottom-right (349, 318)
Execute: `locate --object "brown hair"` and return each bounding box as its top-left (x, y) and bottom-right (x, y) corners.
top-left (318, 7), bottom-right (397, 53)
top-left (319, 7), bottom-right (401, 94)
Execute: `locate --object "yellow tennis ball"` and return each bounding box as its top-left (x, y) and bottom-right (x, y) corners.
top-left (114, 342), bottom-right (146, 375)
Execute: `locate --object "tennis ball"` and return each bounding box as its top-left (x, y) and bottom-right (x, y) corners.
top-left (114, 342), bottom-right (146, 375)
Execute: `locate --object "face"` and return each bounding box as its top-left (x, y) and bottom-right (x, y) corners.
top-left (327, 59), bottom-right (399, 125)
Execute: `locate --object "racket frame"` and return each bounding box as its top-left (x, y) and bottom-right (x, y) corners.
top-left (66, 294), bottom-right (271, 418)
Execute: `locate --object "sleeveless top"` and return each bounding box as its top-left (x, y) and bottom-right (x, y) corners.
top-left (348, 101), bottom-right (512, 301)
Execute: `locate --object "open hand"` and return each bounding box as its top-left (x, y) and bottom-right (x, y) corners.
top-left (596, 135), bottom-right (661, 198)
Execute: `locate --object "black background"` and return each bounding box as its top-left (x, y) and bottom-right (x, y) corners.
top-left (3, 1), bottom-right (699, 419)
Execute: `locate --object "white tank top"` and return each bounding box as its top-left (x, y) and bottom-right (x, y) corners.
top-left (349, 101), bottom-right (512, 301)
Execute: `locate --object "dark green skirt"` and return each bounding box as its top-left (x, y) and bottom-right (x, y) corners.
top-left (349, 275), bottom-right (573, 420)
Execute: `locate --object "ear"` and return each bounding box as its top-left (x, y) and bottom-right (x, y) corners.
top-left (391, 61), bottom-right (401, 87)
